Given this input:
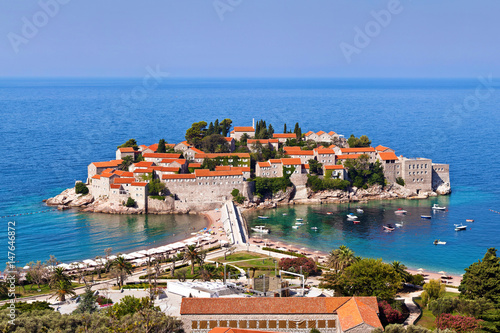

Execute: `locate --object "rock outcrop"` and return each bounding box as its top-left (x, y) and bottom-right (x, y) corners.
top-left (46, 188), bottom-right (93, 207)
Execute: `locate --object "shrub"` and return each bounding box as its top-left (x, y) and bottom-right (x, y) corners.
top-left (231, 189), bottom-right (240, 197)
top-left (396, 177), bottom-right (405, 186)
top-left (75, 182), bottom-right (89, 195)
top-left (254, 177), bottom-right (292, 197)
top-left (279, 257), bottom-right (318, 276)
top-left (408, 273), bottom-right (425, 286)
top-left (429, 297), bottom-right (458, 317)
top-left (231, 188), bottom-right (245, 204)
top-left (436, 313), bottom-right (483, 332)
top-left (306, 175), bottom-right (350, 192)
top-left (379, 300), bottom-right (405, 324)
top-left (96, 295), bottom-right (113, 306)
top-left (125, 197), bottom-right (136, 207)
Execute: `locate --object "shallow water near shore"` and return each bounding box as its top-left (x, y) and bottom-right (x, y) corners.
top-left (1, 78), bottom-right (499, 269)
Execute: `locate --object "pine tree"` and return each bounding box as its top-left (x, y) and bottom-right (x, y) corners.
top-left (284, 123), bottom-right (287, 133)
top-left (268, 124), bottom-right (274, 136)
top-left (207, 122), bottom-right (214, 136)
top-left (157, 139), bottom-right (167, 153)
top-left (214, 119), bottom-right (220, 135)
top-left (74, 285), bottom-right (98, 314)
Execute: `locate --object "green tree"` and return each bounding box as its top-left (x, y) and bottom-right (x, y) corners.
top-left (459, 247), bottom-right (500, 305)
top-left (201, 134), bottom-right (230, 153)
top-left (75, 182), bottom-right (89, 195)
top-left (120, 155), bottom-right (134, 171)
top-left (182, 245), bottom-right (204, 275)
top-left (185, 121), bottom-right (208, 147)
top-left (327, 245), bottom-right (357, 271)
top-left (50, 267), bottom-right (70, 288)
top-left (109, 296), bottom-right (154, 319)
top-left (391, 261), bottom-right (411, 285)
top-left (396, 177), bottom-right (405, 186)
top-left (148, 179), bottom-right (166, 196)
top-left (125, 197), bottom-right (136, 207)
top-left (308, 159), bottom-right (322, 175)
top-left (421, 279), bottom-right (446, 307)
top-left (428, 297), bottom-right (459, 317)
top-left (51, 280), bottom-right (76, 302)
top-left (347, 134), bottom-right (371, 148)
top-left (207, 122), bottom-right (215, 135)
top-left (112, 256), bottom-right (133, 288)
top-left (283, 123), bottom-right (287, 133)
top-left (240, 133), bottom-right (249, 145)
top-left (294, 122), bottom-right (302, 140)
top-left (74, 285), bottom-right (98, 314)
top-left (320, 258), bottom-right (401, 301)
top-left (220, 118), bottom-right (232, 137)
top-left (157, 139), bottom-right (167, 153)
top-left (117, 139), bottom-right (138, 149)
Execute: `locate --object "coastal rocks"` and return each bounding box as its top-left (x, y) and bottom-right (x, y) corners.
top-left (46, 188), bottom-right (93, 207)
top-left (82, 199), bottom-right (145, 214)
top-left (434, 182), bottom-right (452, 195)
top-left (147, 196), bottom-right (175, 214)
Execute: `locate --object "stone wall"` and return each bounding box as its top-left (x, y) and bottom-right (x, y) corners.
top-left (401, 158), bottom-right (433, 193)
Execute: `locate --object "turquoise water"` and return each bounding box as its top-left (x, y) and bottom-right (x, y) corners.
top-left (1, 78), bottom-right (499, 271)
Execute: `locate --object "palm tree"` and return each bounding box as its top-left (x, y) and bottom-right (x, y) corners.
top-left (52, 280), bottom-right (76, 302)
top-left (391, 261), bottom-right (410, 284)
top-left (50, 267), bottom-right (70, 288)
top-left (112, 256), bottom-right (133, 288)
top-left (182, 245), bottom-right (202, 275)
top-left (327, 245), bottom-right (357, 272)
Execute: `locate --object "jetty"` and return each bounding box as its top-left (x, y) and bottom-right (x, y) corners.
top-left (221, 200), bottom-right (248, 245)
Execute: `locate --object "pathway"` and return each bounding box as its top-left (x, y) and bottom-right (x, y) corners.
top-left (401, 290), bottom-right (423, 326)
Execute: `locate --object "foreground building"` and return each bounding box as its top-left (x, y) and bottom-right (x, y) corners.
top-left (180, 296), bottom-right (383, 333)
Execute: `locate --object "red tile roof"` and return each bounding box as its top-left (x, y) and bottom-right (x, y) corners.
top-left (162, 174), bottom-right (196, 180)
top-left (224, 137), bottom-right (234, 142)
top-left (153, 166), bottom-right (179, 172)
top-left (100, 172), bottom-right (115, 178)
top-left (92, 160), bottom-right (122, 168)
top-left (143, 153), bottom-right (181, 159)
top-left (210, 329), bottom-right (282, 333)
top-left (91, 174), bottom-right (101, 179)
top-left (247, 139), bottom-right (269, 144)
top-left (231, 166), bottom-right (250, 172)
top-left (113, 178), bottom-right (136, 184)
top-left (131, 182), bottom-right (148, 187)
top-left (283, 146), bottom-right (302, 152)
top-left (325, 165), bottom-right (345, 170)
top-left (215, 166), bottom-right (231, 171)
top-left (257, 162), bottom-right (271, 167)
top-left (113, 170), bottom-right (133, 177)
top-left (328, 131), bottom-right (336, 136)
top-left (103, 168), bottom-right (115, 173)
top-left (195, 169), bottom-right (243, 177)
top-left (181, 297), bottom-right (355, 315)
top-left (281, 158), bottom-right (302, 165)
top-left (337, 297), bottom-right (382, 331)
top-left (194, 153), bottom-right (250, 159)
top-left (341, 147), bottom-right (376, 153)
top-left (188, 163), bottom-right (201, 168)
top-left (234, 126), bottom-right (255, 132)
top-left (188, 147), bottom-right (204, 154)
top-left (315, 148), bottom-right (336, 155)
top-left (375, 145), bottom-right (390, 151)
top-left (133, 168), bottom-right (153, 173)
top-left (269, 159), bottom-right (282, 164)
top-left (304, 131), bottom-right (315, 136)
top-left (273, 133), bottom-right (296, 139)
top-left (378, 152), bottom-right (399, 161)
top-left (316, 130), bottom-right (326, 135)
top-left (118, 147), bottom-right (136, 153)
top-left (288, 150), bottom-right (314, 156)
top-left (148, 144), bottom-right (158, 152)
top-left (337, 154), bottom-right (362, 160)
top-left (303, 164), bottom-right (310, 169)
top-left (134, 161), bottom-right (155, 168)
top-left (269, 139), bottom-right (279, 143)
top-left (110, 184), bottom-right (121, 189)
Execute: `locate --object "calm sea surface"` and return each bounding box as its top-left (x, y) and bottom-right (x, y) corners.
top-left (1, 78), bottom-right (499, 273)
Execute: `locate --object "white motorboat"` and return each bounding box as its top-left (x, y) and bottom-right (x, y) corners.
top-left (311, 227), bottom-right (318, 230)
top-left (356, 208), bottom-right (364, 213)
top-left (295, 222), bottom-right (305, 226)
top-left (347, 214), bottom-right (358, 220)
top-left (433, 239), bottom-right (446, 245)
top-left (432, 204), bottom-right (446, 210)
top-left (296, 218), bottom-right (304, 221)
top-left (454, 224), bottom-right (466, 231)
top-left (292, 226), bottom-right (299, 229)
top-left (394, 208), bottom-right (407, 215)
top-left (395, 222), bottom-right (404, 228)
top-left (383, 224), bottom-right (395, 231)
top-left (258, 216), bottom-right (269, 219)
top-left (251, 225), bottom-right (270, 233)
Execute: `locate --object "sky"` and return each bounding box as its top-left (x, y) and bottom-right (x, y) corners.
top-left (1, 0), bottom-right (499, 78)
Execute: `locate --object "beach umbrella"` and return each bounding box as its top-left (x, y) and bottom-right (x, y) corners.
top-left (438, 271), bottom-right (446, 274)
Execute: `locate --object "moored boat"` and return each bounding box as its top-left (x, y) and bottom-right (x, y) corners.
top-left (433, 239), bottom-right (447, 245)
top-left (258, 216), bottom-right (269, 219)
top-left (356, 208), bottom-right (364, 213)
top-left (395, 222), bottom-right (404, 228)
top-left (251, 225), bottom-right (270, 233)
top-left (296, 218), bottom-right (303, 221)
top-left (347, 213), bottom-right (357, 220)
top-left (383, 224), bottom-right (395, 231)
top-left (353, 220), bottom-right (360, 224)
top-left (292, 225), bottom-right (299, 229)
top-left (454, 224), bottom-right (466, 231)
top-left (432, 204), bottom-right (446, 210)
top-left (394, 208), bottom-right (407, 215)
top-left (421, 215), bottom-right (432, 219)
top-left (311, 227), bottom-right (318, 230)
top-left (466, 219), bottom-right (474, 222)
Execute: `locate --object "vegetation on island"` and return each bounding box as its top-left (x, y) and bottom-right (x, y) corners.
top-left (117, 138), bottom-right (138, 150)
top-left (125, 197), bottom-right (136, 207)
top-left (347, 134), bottom-right (371, 148)
top-left (74, 182), bottom-right (89, 195)
top-left (253, 176), bottom-right (292, 198)
top-left (343, 154), bottom-right (385, 188)
top-left (185, 118), bottom-right (232, 151)
top-left (231, 188), bottom-right (245, 204)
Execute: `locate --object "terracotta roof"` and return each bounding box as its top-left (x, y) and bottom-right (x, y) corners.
top-left (180, 297), bottom-right (354, 315)
top-left (328, 145), bottom-right (336, 148)
top-left (247, 139), bottom-right (269, 144)
top-left (224, 137), bottom-right (234, 142)
top-left (110, 184), bottom-right (121, 189)
top-left (234, 126), bottom-right (255, 132)
top-left (231, 166), bottom-right (250, 172)
top-left (175, 159), bottom-right (188, 165)
top-left (284, 146), bottom-right (302, 152)
top-left (134, 161), bottom-right (155, 168)
top-left (92, 160), bottom-right (122, 168)
top-left (316, 130), bottom-right (326, 135)
top-left (378, 152), bottom-right (399, 161)
top-left (113, 178), bottom-right (136, 184)
top-left (131, 182), bottom-right (148, 187)
top-left (289, 150), bottom-right (314, 156)
top-left (113, 170), bottom-right (133, 177)
top-left (270, 159), bottom-right (282, 164)
top-left (160, 158), bottom-right (177, 164)
top-left (273, 133), bottom-right (296, 139)
top-left (148, 143), bottom-right (158, 152)
top-left (162, 174), bottom-right (196, 180)
top-left (133, 168), bottom-right (153, 173)
top-left (281, 158), bottom-right (302, 165)
top-left (257, 162), bottom-right (271, 167)
top-left (315, 148), bottom-right (335, 155)
top-left (337, 154), bottom-right (362, 160)
top-left (269, 139), bottom-right (279, 143)
top-left (209, 329), bottom-right (282, 333)
top-left (215, 166), bottom-right (231, 171)
top-left (337, 297), bottom-right (382, 331)
top-left (328, 131), bottom-right (336, 136)
top-left (143, 153), bottom-right (181, 158)
top-left (103, 168), bottom-right (114, 173)
top-left (91, 174), bottom-right (101, 179)
top-left (100, 172), bottom-right (115, 178)
top-left (304, 131), bottom-right (315, 136)
top-left (188, 147), bottom-right (204, 154)
top-left (118, 147), bottom-right (135, 153)
top-left (188, 163), bottom-right (201, 168)
top-left (194, 153), bottom-right (250, 159)
top-left (139, 144), bottom-right (149, 150)
top-left (176, 141), bottom-right (190, 147)
top-left (153, 166), bottom-right (180, 172)
top-left (341, 147), bottom-right (376, 153)
top-left (375, 145), bottom-right (390, 151)
top-left (325, 165), bottom-right (345, 170)
top-left (303, 164), bottom-right (310, 169)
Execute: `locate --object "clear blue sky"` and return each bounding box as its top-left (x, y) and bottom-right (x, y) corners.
top-left (1, 0), bottom-right (499, 78)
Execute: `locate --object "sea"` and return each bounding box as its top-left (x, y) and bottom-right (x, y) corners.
top-left (1, 78), bottom-right (499, 274)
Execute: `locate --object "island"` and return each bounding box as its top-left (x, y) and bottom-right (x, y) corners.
top-left (46, 119), bottom-right (451, 214)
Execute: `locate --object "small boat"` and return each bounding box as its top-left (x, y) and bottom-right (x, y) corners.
top-left (292, 226), bottom-right (299, 229)
top-left (395, 222), bottom-right (404, 228)
top-left (251, 226), bottom-right (270, 233)
top-left (394, 208), bottom-right (407, 215)
top-left (296, 218), bottom-right (303, 221)
top-left (295, 222), bottom-right (305, 226)
top-left (353, 220), bottom-right (360, 224)
top-left (356, 208), bottom-right (364, 213)
top-left (347, 214), bottom-right (358, 220)
top-left (432, 204), bottom-right (446, 210)
top-left (421, 215), bottom-right (432, 219)
top-left (383, 224), bottom-right (395, 231)
top-left (466, 219), bottom-right (474, 222)
top-left (282, 213), bottom-right (288, 216)
top-left (311, 227), bottom-right (318, 230)
top-left (326, 212), bottom-right (333, 215)
top-left (434, 239), bottom-right (446, 245)
top-left (258, 216), bottom-right (269, 219)
top-left (454, 224), bottom-right (466, 231)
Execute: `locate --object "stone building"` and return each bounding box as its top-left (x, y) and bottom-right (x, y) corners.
top-left (247, 139), bottom-right (279, 152)
top-left (272, 133), bottom-right (296, 143)
top-left (143, 153), bottom-right (182, 164)
top-left (323, 165), bottom-right (347, 180)
top-left (399, 157), bottom-right (433, 194)
top-left (304, 131), bottom-right (340, 143)
top-left (87, 160), bottom-right (123, 179)
top-left (432, 163), bottom-right (450, 192)
top-left (230, 127), bottom-right (255, 141)
top-left (193, 153), bottom-right (251, 167)
top-left (180, 297), bottom-right (382, 333)
top-left (339, 148), bottom-right (376, 163)
top-left (115, 147), bottom-right (137, 161)
top-left (377, 152), bottom-right (400, 184)
top-left (314, 148), bottom-right (337, 166)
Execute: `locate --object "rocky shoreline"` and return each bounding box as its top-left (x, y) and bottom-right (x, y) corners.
top-left (46, 181), bottom-right (451, 215)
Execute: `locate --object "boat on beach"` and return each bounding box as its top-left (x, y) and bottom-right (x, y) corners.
top-left (421, 215), bottom-right (431, 219)
top-left (434, 239), bottom-right (446, 245)
top-left (292, 225), bottom-right (299, 229)
top-left (454, 224), bottom-right (466, 231)
top-left (432, 204), bottom-right (446, 210)
top-left (251, 225), bottom-right (270, 233)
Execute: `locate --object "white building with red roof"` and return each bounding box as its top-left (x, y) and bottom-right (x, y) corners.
top-left (230, 126), bottom-right (255, 141)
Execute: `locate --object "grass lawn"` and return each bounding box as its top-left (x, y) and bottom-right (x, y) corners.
top-left (2, 283), bottom-right (84, 300)
top-left (414, 291), bottom-right (460, 329)
top-left (214, 251), bottom-right (279, 277)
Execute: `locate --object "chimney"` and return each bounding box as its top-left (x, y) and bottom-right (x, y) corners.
top-left (252, 118), bottom-right (255, 129)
